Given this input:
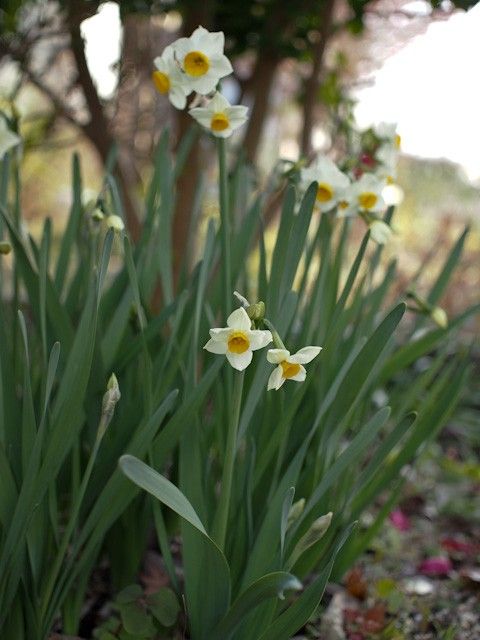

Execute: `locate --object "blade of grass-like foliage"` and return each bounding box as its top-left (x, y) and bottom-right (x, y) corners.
top-left (350, 359), bottom-right (468, 519)
top-left (334, 482), bottom-right (404, 578)
top-left (278, 183), bottom-right (316, 309)
top-left (0, 205), bottom-right (74, 348)
top-left (43, 390), bottom-right (179, 633)
top-left (324, 303), bottom-right (405, 434)
top-left (289, 407), bottom-right (391, 549)
top-left (0, 235), bottom-right (112, 620)
top-left (120, 455), bottom-right (205, 532)
top-left (427, 226), bottom-right (468, 306)
top-left (54, 154), bottom-right (82, 293)
top-left (266, 185), bottom-right (296, 313)
top-left (119, 455), bottom-right (231, 640)
top-left (380, 303), bottom-right (480, 382)
top-left (211, 572), bottom-right (302, 640)
top-left (257, 524), bottom-right (355, 640)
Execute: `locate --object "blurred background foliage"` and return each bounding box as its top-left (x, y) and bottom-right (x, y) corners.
top-left (0, 0), bottom-right (479, 318)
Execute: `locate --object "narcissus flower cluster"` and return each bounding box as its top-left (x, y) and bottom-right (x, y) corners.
top-left (299, 122), bottom-right (403, 245)
top-left (204, 296), bottom-right (322, 389)
top-left (152, 26), bottom-right (248, 139)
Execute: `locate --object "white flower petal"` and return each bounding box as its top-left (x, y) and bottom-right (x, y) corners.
top-left (169, 88), bottom-right (187, 110)
top-left (268, 366), bottom-right (285, 390)
top-left (209, 327), bottom-right (231, 341)
top-left (267, 348), bottom-right (290, 364)
top-left (190, 75), bottom-right (218, 95)
top-left (226, 307), bottom-right (251, 330)
top-left (289, 365), bottom-right (307, 383)
top-left (172, 37), bottom-right (191, 61)
top-left (212, 126), bottom-right (233, 139)
top-left (226, 349), bottom-right (253, 371)
top-left (289, 346), bottom-right (322, 364)
top-left (204, 338), bottom-right (227, 354)
top-left (248, 330), bottom-right (272, 351)
top-left (210, 91), bottom-right (230, 111)
top-left (189, 107), bottom-right (213, 128)
top-left (209, 55), bottom-right (233, 78)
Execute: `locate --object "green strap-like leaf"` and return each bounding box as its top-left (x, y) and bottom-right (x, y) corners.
top-left (211, 572), bottom-right (302, 640)
top-left (119, 455), bottom-right (206, 533)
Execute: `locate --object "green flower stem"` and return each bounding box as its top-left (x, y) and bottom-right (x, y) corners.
top-left (218, 137), bottom-right (232, 317)
top-left (213, 370), bottom-right (244, 551)
top-left (263, 318), bottom-right (286, 350)
top-left (40, 398), bottom-right (116, 621)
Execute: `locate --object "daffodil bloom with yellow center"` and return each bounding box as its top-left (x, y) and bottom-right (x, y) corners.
top-left (267, 346), bottom-right (322, 391)
top-left (350, 173), bottom-right (385, 213)
top-left (173, 26), bottom-right (233, 94)
top-left (300, 156), bottom-right (350, 213)
top-left (189, 92), bottom-right (248, 139)
top-left (204, 307), bottom-right (272, 371)
top-left (153, 45), bottom-right (191, 110)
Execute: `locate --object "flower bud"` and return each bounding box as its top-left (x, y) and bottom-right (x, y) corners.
top-left (0, 241), bottom-right (12, 255)
top-left (289, 512), bottom-right (333, 568)
top-left (106, 215), bottom-right (124, 232)
top-left (99, 373), bottom-right (121, 438)
top-left (287, 498), bottom-right (305, 529)
top-left (431, 306), bottom-right (448, 329)
top-left (247, 301), bottom-right (265, 322)
top-left (369, 220), bottom-right (392, 245)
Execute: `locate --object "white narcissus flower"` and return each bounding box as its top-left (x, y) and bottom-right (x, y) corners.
top-left (0, 117), bottom-right (21, 158)
top-left (189, 92), bottom-right (248, 138)
top-left (369, 220), bottom-right (392, 245)
top-left (300, 156), bottom-right (350, 212)
top-left (374, 122), bottom-right (401, 149)
top-left (204, 307), bottom-right (272, 371)
top-left (376, 144), bottom-right (398, 184)
top-left (153, 45), bottom-right (191, 110)
top-left (173, 26), bottom-right (233, 95)
top-left (350, 173), bottom-right (386, 213)
top-left (267, 346), bottom-right (322, 391)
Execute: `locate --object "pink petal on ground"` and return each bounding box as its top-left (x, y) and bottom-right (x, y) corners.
top-left (418, 556), bottom-right (453, 576)
top-left (441, 537), bottom-right (478, 556)
top-left (389, 509), bottom-right (411, 532)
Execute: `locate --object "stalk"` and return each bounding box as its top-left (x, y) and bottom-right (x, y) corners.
top-left (213, 370), bottom-right (244, 550)
top-left (40, 376), bottom-right (120, 624)
top-left (217, 138), bottom-right (232, 317)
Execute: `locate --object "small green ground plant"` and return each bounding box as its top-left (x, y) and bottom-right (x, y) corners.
top-left (0, 27), bottom-right (478, 640)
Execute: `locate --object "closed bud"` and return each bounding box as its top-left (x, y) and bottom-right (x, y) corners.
top-left (0, 241), bottom-right (12, 255)
top-left (287, 498), bottom-right (305, 529)
top-left (431, 306), bottom-right (448, 329)
top-left (288, 512), bottom-right (333, 568)
top-left (247, 301), bottom-right (265, 321)
top-left (99, 373), bottom-right (121, 438)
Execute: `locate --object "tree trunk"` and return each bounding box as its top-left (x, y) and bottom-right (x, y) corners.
top-left (300, 0), bottom-right (337, 158)
top-left (242, 54), bottom-right (281, 164)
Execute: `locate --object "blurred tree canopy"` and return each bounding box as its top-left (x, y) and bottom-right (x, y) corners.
top-left (0, 0), bottom-right (476, 249)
